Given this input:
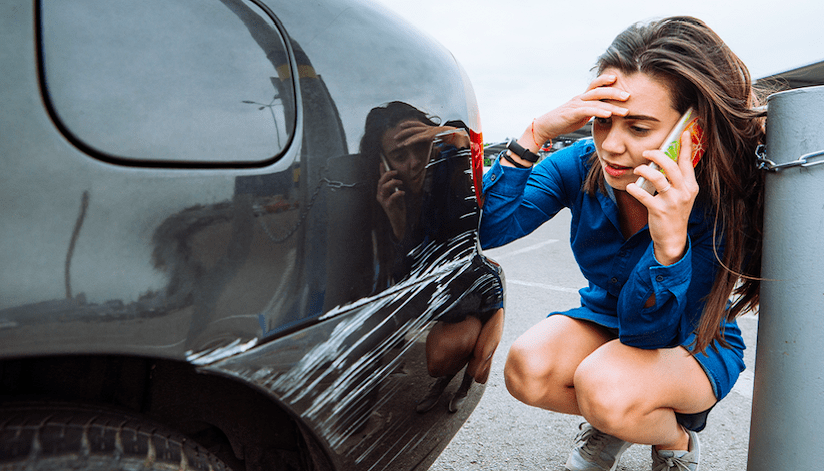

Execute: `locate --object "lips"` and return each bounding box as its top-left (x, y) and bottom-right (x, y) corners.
top-left (604, 163), bottom-right (632, 178)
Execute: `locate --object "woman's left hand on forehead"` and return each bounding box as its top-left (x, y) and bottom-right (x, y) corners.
top-left (391, 121), bottom-right (465, 149)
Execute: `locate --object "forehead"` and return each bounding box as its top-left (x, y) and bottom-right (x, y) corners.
top-left (603, 67), bottom-right (677, 114)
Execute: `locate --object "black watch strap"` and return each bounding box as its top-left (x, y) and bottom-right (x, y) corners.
top-left (502, 150), bottom-right (529, 168)
top-left (505, 138), bottom-right (540, 163)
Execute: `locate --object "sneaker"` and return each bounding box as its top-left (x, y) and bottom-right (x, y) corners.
top-left (415, 374), bottom-right (454, 413)
top-left (448, 371), bottom-right (474, 413)
top-left (565, 423), bottom-right (632, 471)
top-left (651, 429), bottom-right (700, 471)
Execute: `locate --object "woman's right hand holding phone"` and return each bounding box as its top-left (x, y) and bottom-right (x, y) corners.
top-left (377, 164), bottom-right (407, 240)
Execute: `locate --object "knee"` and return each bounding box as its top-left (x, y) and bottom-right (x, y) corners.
top-left (573, 358), bottom-right (636, 435)
top-left (504, 338), bottom-right (558, 405)
top-left (425, 324), bottom-right (476, 377)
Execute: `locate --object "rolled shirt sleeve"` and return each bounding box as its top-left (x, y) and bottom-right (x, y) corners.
top-left (617, 238), bottom-right (694, 348)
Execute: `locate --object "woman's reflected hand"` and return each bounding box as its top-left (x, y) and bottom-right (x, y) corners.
top-left (377, 164), bottom-right (407, 240)
top-left (389, 121), bottom-right (463, 152)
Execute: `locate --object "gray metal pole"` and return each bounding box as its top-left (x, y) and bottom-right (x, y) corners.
top-left (748, 85), bottom-right (824, 471)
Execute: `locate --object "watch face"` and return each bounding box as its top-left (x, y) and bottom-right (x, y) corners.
top-left (506, 139), bottom-right (523, 155)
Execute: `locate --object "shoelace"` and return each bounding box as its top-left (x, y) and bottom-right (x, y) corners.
top-left (656, 454), bottom-right (696, 471)
top-left (574, 425), bottom-right (609, 459)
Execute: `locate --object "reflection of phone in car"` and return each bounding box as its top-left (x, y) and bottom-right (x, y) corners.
top-left (636, 107), bottom-right (705, 194)
top-left (380, 152), bottom-right (392, 172)
top-left (380, 153), bottom-right (399, 193)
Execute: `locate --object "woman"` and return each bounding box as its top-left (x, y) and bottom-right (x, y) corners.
top-left (361, 102), bottom-right (504, 413)
top-left (480, 17), bottom-right (765, 471)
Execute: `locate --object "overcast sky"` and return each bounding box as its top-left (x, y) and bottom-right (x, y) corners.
top-left (375, 0), bottom-right (824, 142)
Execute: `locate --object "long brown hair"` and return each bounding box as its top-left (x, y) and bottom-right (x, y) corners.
top-left (583, 16), bottom-right (767, 353)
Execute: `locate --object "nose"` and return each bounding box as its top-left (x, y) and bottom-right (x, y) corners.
top-left (600, 125), bottom-right (625, 156)
top-left (404, 143), bottom-right (429, 172)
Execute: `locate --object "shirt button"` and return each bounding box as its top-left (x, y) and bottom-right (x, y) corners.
top-left (610, 277), bottom-right (618, 284)
top-left (656, 275), bottom-right (665, 282)
top-left (490, 173), bottom-right (497, 181)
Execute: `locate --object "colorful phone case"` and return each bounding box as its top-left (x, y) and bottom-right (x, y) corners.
top-left (635, 107), bottom-right (705, 194)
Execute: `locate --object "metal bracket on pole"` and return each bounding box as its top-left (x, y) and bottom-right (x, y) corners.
top-left (756, 144), bottom-right (824, 171)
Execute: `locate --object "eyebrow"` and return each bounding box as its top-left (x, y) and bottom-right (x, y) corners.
top-left (624, 114), bottom-right (661, 122)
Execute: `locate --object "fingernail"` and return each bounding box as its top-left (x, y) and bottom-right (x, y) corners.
top-left (620, 91), bottom-right (630, 99)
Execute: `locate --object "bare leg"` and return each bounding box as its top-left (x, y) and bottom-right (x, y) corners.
top-left (466, 308), bottom-right (504, 384)
top-left (424, 316), bottom-right (482, 378)
top-left (574, 340), bottom-right (716, 450)
top-left (417, 316), bottom-right (485, 414)
top-left (504, 315), bottom-right (614, 414)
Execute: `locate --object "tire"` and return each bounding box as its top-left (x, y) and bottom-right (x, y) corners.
top-left (0, 403), bottom-right (232, 471)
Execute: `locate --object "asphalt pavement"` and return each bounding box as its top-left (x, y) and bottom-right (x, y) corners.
top-left (430, 209), bottom-right (756, 470)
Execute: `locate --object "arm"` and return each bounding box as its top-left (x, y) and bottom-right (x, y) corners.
top-left (612, 127), bottom-right (710, 348)
top-left (481, 74), bottom-right (630, 248)
top-left (501, 74), bottom-right (631, 168)
top-left (480, 140), bottom-right (596, 249)
top-left (616, 214), bottom-right (720, 348)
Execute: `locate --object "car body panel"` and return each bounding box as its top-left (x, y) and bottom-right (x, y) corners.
top-left (0, 1), bottom-right (504, 470)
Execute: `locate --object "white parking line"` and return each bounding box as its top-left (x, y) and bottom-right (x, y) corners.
top-left (507, 279), bottom-right (581, 294)
top-left (491, 239), bottom-right (559, 260)
top-left (731, 369), bottom-right (755, 399)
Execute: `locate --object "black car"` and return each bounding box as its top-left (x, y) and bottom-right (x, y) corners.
top-left (0, 1), bottom-right (505, 470)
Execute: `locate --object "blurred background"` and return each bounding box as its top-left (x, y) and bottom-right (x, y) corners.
top-left (375, 0), bottom-right (824, 143)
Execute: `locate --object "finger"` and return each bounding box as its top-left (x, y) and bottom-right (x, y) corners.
top-left (385, 188), bottom-right (405, 202)
top-left (396, 128), bottom-right (438, 149)
top-left (634, 164), bottom-right (672, 195)
top-left (381, 177), bottom-right (403, 192)
top-left (586, 73), bottom-right (618, 91)
top-left (625, 181), bottom-right (657, 207)
top-left (641, 131), bottom-right (694, 190)
top-left (677, 130), bottom-right (697, 183)
top-left (583, 86), bottom-right (631, 103)
top-left (393, 120), bottom-right (436, 135)
top-left (379, 168), bottom-right (398, 182)
top-left (585, 103), bottom-right (629, 119)
top-left (394, 120), bottom-right (430, 131)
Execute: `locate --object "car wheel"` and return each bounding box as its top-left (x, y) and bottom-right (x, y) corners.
top-left (0, 402), bottom-right (232, 471)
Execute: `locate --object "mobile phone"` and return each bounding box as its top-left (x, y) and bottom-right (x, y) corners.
top-left (379, 152), bottom-right (392, 172)
top-left (635, 107), bottom-right (705, 194)
top-left (379, 153), bottom-right (399, 193)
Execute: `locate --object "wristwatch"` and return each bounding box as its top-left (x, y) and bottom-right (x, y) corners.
top-left (505, 138), bottom-right (540, 164)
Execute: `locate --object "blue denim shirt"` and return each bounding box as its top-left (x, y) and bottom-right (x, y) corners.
top-left (480, 139), bottom-right (723, 349)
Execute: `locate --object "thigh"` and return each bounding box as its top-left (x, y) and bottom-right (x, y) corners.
top-left (507, 315), bottom-right (615, 385)
top-left (425, 317), bottom-right (482, 376)
top-left (577, 340), bottom-right (717, 415)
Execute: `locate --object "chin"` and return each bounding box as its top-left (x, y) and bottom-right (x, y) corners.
top-left (602, 172), bottom-right (629, 191)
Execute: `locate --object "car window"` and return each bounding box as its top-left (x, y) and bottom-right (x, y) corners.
top-left (39, 0), bottom-right (296, 166)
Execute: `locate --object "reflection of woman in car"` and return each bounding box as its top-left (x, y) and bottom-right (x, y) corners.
top-left (360, 102), bottom-right (504, 413)
top-left (481, 17), bottom-right (764, 471)
top-left (361, 102), bottom-right (462, 288)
